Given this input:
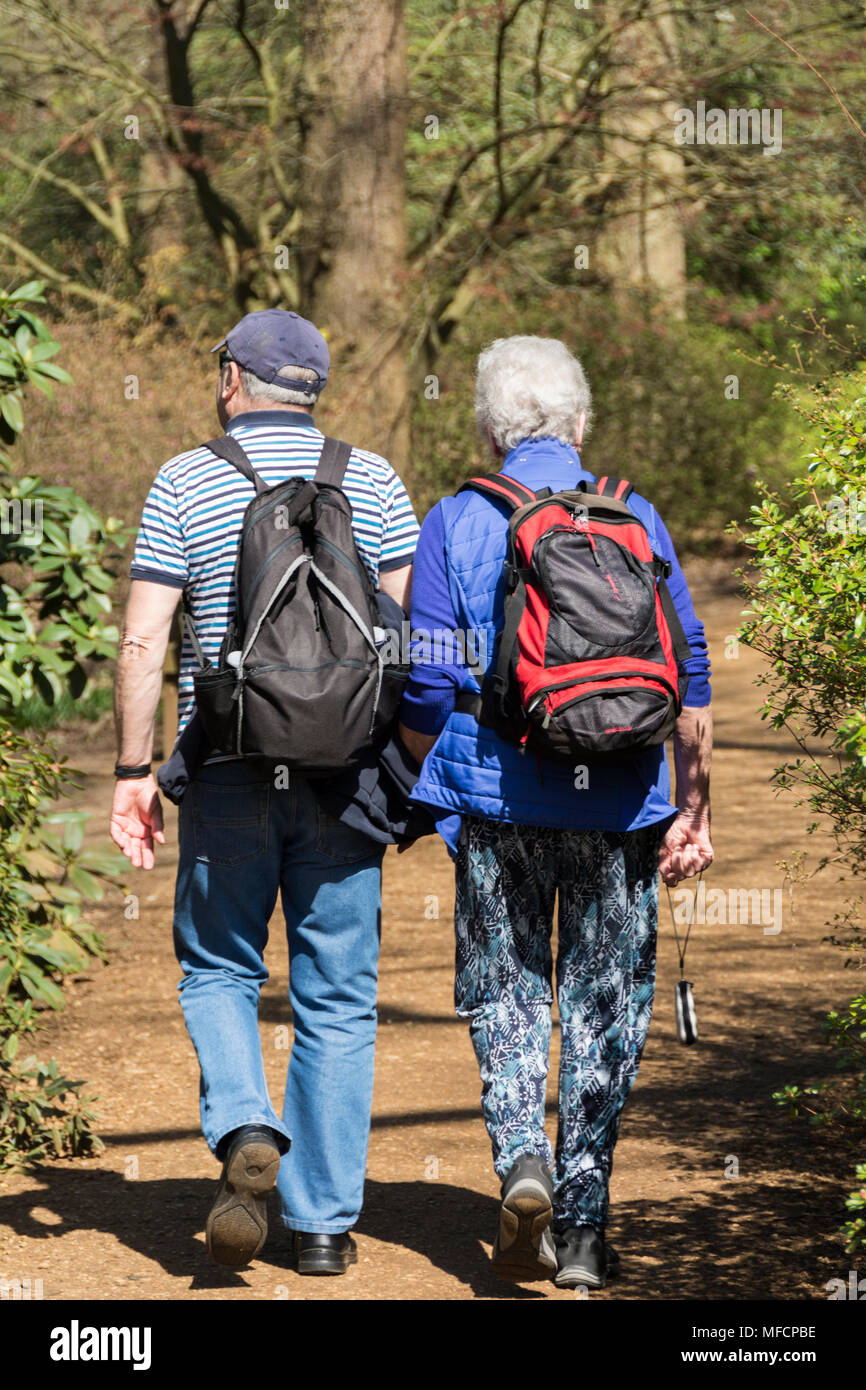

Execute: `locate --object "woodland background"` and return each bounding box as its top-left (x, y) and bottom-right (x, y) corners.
top-left (0, 0), bottom-right (863, 534)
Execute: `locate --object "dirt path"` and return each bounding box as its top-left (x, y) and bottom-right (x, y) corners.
top-left (1, 560), bottom-right (863, 1301)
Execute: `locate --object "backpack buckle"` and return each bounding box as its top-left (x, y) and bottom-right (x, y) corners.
top-left (653, 554), bottom-right (672, 579)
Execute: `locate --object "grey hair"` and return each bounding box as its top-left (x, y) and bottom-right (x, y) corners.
top-left (474, 336), bottom-right (593, 452)
top-left (239, 363), bottom-right (320, 407)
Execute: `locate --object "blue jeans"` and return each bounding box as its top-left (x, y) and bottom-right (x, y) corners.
top-left (454, 817), bottom-right (665, 1232)
top-left (173, 758), bottom-right (384, 1233)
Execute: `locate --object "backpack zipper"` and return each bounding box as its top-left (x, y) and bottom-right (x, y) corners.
top-left (526, 667), bottom-right (679, 711)
top-left (531, 684), bottom-right (673, 733)
top-left (309, 561), bottom-right (384, 733)
top-left (236, 553), bottom-right (310, 749)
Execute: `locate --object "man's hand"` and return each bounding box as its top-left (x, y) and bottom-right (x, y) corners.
top-left (658, 810), bottom-right (713, 886)
top-left (110, 775), bottom-right (165, 870)
top-left (112, 579), bottom-right (180, 869)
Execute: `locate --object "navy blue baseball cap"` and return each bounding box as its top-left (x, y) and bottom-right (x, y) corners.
top-left (211, 308), bottom-right (329, 394)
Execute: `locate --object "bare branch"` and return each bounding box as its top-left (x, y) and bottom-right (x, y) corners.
top-left (493, 0), bottom-right (535, 209)
top-left (184, 0), bottom-right (215, 43)
top-left (745, 8), bottom-right (866, 140)
top-left (0, 142), bottom-right (130, 246)
top-left (0, 229), bottom-right (142, 320)
top-left (88, 134), bottom-right (131, 248)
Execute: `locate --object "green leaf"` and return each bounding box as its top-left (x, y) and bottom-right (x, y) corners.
top-left (0, 667), bottom-right (23, 703)
top-left (33, 362), bottom-right (72, 385)
top-left (62, 818), bottom-right (85, 855)
top-left (78, 850), bottom-right (127, 875)
top-left (81, 566), bottom-right (115, 593)
top-left (34, 976), bottom-right (66, 1010)
top-left (8, 280), bottom-right (45, 303)
top-left (28, 341), bottom-right (60, 363)
top-left (0, 393), bottom-right (24, 434)
top-left (68, 513), bottom-right (91, 549)
top-left (48, 883), bottom-right (82, 905)
top-left (67, 866), bottom-right (104, 900)
top-left (32, 666), bottom-right (64, 706)
top-left (25, 944), bottom-right (77, 971)
top-left (29, 374), bottom-right (55, 400)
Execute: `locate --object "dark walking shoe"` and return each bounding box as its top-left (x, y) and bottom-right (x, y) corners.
top-left (206, 1125), bottom-right (282, 1268)
top-left (554, 1225), bottom-right (620, 1290)
top-left (294, 1231), bottom-right (358, 1276)
top-left (491, 1153), bottom-right (557, 1282)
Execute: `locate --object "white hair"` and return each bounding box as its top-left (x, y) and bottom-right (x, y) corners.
top-left (474, 336), bottom-right (593, 452)
top-left (239, 363), bottom-right (320, 407)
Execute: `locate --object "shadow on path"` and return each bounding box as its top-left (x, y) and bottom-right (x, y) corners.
top-left (0, 1168), bottom-right (540, 1298)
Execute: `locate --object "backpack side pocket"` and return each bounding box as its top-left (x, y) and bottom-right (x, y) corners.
top-left (192, 664), bottom-right (239, 754)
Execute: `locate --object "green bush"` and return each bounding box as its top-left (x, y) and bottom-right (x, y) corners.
top-left (0, 724), bottom-right (125, 1169)
top-left (8, 684), bottom-right (113, 730)
top-left (0, 284), bottom-right (129, 712)
top-left (733, 383), bottom-right (866, 884)
top-left (0, 282), bottom-right (126, 1170)
top-left (732, 378), bottom-right (866, 1252)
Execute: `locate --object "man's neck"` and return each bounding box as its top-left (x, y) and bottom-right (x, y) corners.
top-left (231, 401), bottom-right (313, 417)
top-left (226, 408), bottom-right (318, 431)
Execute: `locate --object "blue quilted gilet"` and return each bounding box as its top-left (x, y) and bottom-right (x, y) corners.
top-left (409, 437), bottom-right (679, 854)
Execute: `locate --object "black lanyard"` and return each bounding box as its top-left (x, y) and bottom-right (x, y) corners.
top-left (665, 868), bottom-right (704, 979)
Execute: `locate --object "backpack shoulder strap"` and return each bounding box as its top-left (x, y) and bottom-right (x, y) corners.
top-left (593, 474), bottom-right (634, 502)
top-left (315, 436), bottom-right (353, 488)
top-left (457, 472), bottom-right (536, 512)
top-left (656, 576), bottom-right (694, 667)
top-left (203, 435), bottom-right (266, 494)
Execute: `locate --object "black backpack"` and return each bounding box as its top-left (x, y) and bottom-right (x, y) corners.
top-left (186, 434), bottom-right (407, 776)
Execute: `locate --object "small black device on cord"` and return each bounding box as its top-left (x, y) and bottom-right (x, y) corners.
top-left (664, 868), bottom-right (704, 1045)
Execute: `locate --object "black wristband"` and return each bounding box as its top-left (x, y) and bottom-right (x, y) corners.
top-left (114, 763), bottom-right (152, 780)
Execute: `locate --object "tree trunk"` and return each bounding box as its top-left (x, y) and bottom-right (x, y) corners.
top-left (137, 29), bottom-right (191, 315)
top-left (297, 0), bottom-right (409, 473)
top-left (595, 3), bottom-right (687, 318)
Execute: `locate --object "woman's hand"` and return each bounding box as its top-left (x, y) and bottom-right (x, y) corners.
top-left (658, 809), bottom-right (713, 886)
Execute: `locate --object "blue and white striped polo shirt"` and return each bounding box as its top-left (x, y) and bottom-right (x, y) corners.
top-left (131, 409), bottom-right (420, 735)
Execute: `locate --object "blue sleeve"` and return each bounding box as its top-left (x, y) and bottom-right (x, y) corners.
top-left (651, 507), bottom-right (712, 707)
top-left (131, 467), bottom-right (188, 589)
top-left (378, 465), bottom-right (420, 571)
top-left (398, 501), bottom-right (466, 735)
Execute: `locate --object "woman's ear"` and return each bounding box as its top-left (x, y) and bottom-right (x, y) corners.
top-left (575, 411), bottom-right (587, 449)
top-left (486, 424), bottom-right (502, 458)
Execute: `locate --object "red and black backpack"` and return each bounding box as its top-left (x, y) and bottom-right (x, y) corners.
top-left (456, 471), bottom-right (693, 762)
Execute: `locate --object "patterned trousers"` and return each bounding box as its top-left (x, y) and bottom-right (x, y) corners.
top-left (454, 816), bottom-right (665, 1233)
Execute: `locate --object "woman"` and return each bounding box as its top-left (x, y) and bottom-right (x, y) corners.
top-left (398, 335), bottom-right (713, 1289)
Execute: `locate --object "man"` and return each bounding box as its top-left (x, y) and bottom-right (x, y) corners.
top-left (398, 335), bottom-right (713, 1290)
top-left (111, 309), bottom-right (418, 1274)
